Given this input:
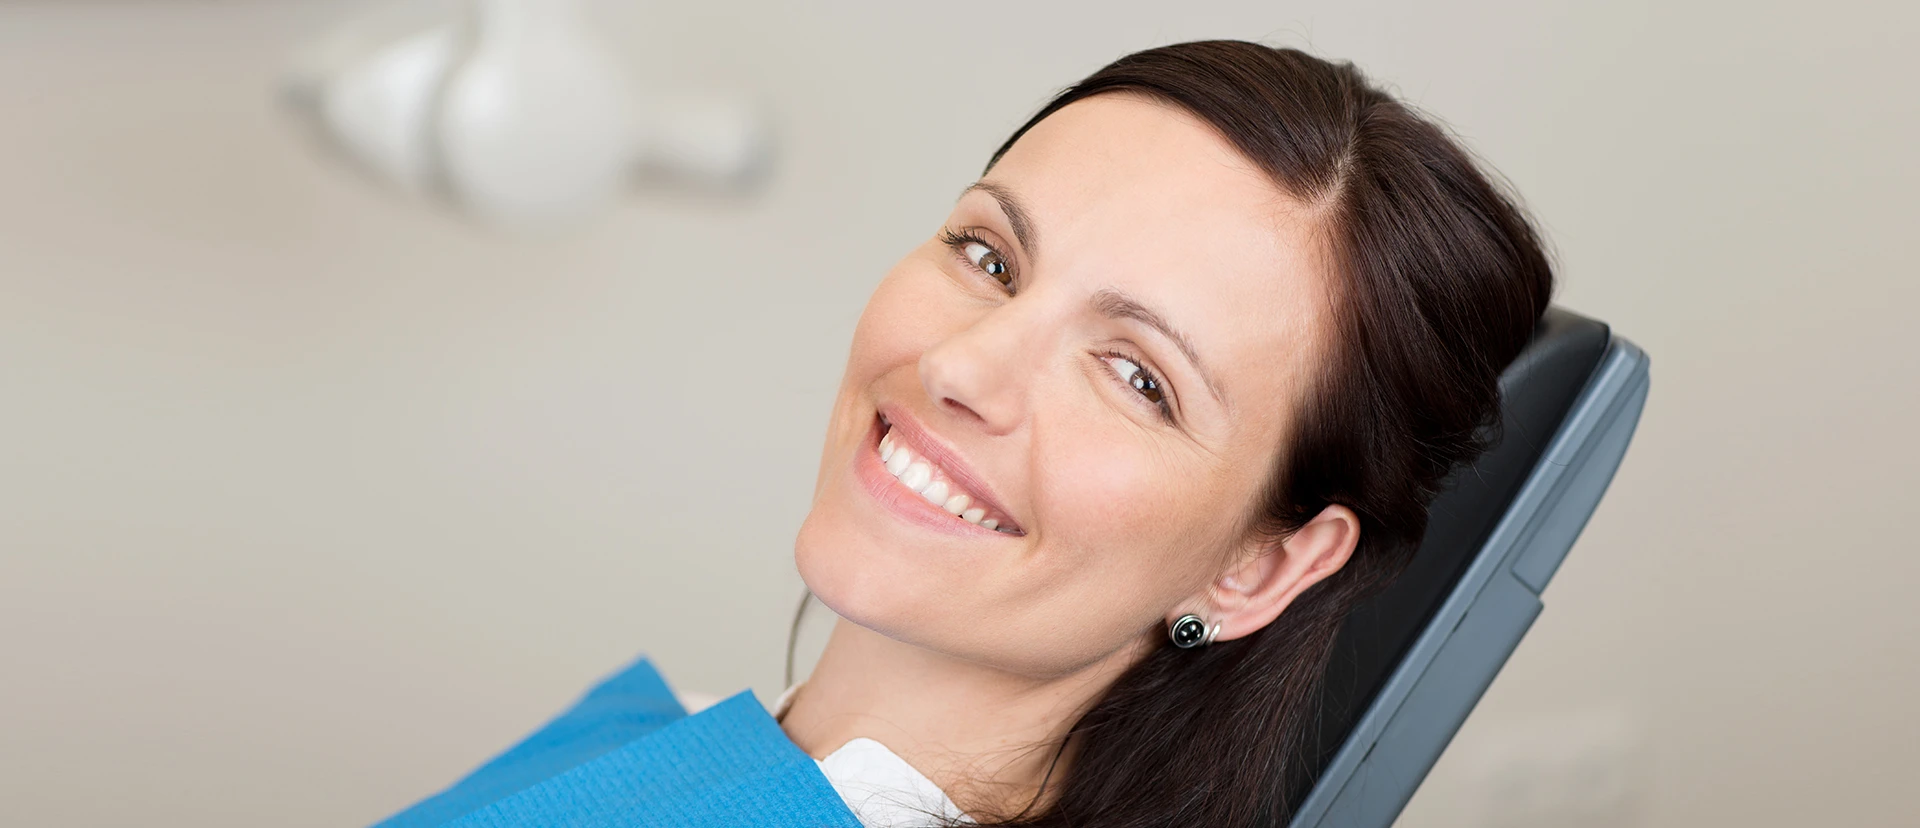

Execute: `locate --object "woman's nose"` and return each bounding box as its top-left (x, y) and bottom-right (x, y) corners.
top-left (917, 306), bottom-right (1040, 436)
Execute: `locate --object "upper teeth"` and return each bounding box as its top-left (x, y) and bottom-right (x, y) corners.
top-left (880, 425), bottom-right (1016, 533)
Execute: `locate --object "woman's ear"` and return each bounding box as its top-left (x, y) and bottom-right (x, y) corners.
top-left (1196, 504), bottom-right (1360, 643)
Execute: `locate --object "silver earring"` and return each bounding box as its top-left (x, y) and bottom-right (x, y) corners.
top-left (1169, 614), bottom-right (1219, 649)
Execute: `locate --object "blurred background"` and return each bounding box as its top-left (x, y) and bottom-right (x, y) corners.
top-left (2, 1), bottom-right (1914, 826)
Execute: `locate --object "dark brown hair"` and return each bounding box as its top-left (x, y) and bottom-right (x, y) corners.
top-left (963, 40), bottom-right (1554, 827)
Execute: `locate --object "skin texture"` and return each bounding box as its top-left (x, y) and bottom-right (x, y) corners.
top-left (783, 93), bottom-right (1363, 819)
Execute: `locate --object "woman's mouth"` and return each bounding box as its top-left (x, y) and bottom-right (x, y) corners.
top-left (860, 410), bottom-right (1025, 537)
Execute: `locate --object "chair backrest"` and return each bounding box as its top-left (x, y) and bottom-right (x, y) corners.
top-left (1286, 306), bottom-right (1651, 828)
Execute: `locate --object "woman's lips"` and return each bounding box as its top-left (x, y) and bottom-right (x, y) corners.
top-left (853, 410), bottom-right (1023, 538)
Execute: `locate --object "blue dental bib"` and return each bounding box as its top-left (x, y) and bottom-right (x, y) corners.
top-left (374, 656), bottom-right (862, 828)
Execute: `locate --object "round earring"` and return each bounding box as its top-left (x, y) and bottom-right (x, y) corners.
top-left (1169, 614), bottom-right (1219, 649)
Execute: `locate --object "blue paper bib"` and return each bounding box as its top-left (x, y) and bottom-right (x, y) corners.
top-left (374, 656), bottom-right (863, 828)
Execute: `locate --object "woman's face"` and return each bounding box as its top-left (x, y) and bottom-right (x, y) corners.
top-left (795, 93), bottom-right (1336, 677)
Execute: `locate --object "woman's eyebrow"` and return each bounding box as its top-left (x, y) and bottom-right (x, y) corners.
top-left (1092, 288), bottom-right (1225, 406)
top-left (961, 181), bottom-right (1038, 260)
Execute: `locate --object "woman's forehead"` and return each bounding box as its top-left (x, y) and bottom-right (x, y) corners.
top-left (991, 94), bottom-right (1289, 228)
top-left (980, 94), bottom-right (1332, 415)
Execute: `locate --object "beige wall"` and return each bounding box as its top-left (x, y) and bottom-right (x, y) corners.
top-left (1, 1), bottom-right (1914, 825)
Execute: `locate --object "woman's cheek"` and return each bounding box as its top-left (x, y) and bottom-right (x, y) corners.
top-left (1040, 427), bottom-right (1178, 543)
top-left (850, 262), bottom-right (960, 372)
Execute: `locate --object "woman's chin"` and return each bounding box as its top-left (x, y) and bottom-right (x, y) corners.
top-left (796, 500), bottom-right (976, 650)
top-left (794, 505), bottom-right (899, 625)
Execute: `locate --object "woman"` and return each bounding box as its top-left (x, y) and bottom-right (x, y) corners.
top-left (376, 39), bottom-right (1551, 828)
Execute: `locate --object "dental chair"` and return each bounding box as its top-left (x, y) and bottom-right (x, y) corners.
top-left (1285, 306), bottom-right (1650, 828)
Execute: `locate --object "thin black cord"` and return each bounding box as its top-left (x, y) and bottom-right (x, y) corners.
top-left (785, 588), bottom-right (812, 688)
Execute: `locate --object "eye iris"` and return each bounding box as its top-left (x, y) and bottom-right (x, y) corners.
top-left (1116, 357), bottom-right (1165, 404)
top-left (1131, 371), bottom-right (1163, 403)
top-left (966, 242), bottom-right (1011, 287)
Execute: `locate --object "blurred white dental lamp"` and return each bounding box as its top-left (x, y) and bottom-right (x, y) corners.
top-left (281, 0), bottom-right (770, 226)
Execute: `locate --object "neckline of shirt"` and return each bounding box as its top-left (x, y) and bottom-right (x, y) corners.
top-left (767, 682), bottom-right (974, 827)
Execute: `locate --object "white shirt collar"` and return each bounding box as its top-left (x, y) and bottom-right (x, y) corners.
top-left (770, 683), bottom-right (974, 827)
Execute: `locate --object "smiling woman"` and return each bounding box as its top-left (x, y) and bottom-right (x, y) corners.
top-left (374, 39), bottom-right (1550, 828)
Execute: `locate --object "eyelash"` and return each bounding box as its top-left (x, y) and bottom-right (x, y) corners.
top-left (939, 226), bottom-right (1176, 423)
top-left (938, 227), bottom-right (1017, 295)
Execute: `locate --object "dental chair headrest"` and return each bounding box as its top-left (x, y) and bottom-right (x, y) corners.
top-left (1291, 306), bottom-right (1615, 802)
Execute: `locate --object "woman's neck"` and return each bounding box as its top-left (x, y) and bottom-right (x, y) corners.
top-left (778, 617), bottom-right (1146, 820)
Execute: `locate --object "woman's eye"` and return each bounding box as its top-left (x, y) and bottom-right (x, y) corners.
top-left (962, 241), bottom-right (1013, 290)
top-left (1106, 354), bottom-right (1167, 407)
